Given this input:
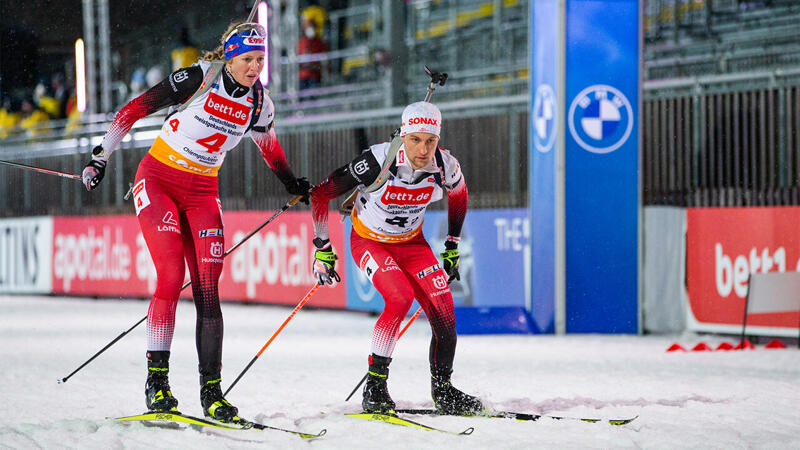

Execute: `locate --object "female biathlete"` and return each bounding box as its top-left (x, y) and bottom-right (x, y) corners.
top-left (82, 22), bottom-right (310, 422)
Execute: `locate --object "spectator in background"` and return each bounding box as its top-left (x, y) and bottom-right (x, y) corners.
top-left (34, 78), bottom-right (61, 120)
top-left (51, 73), bottom-right (69, 119)
top-left (0, 97), bottom-right (22, 139)
top-left (18, 97), bottom-right (50, 136)
top-left (298, 6), bottom-right (329, 90)
top-left (171, 25), bottom-right (200, 71)
top-left (64, 86), bottom-right (84, 134)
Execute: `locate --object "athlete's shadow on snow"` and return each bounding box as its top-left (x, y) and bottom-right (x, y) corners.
top-left (498, 394), bottom-right (733, 413)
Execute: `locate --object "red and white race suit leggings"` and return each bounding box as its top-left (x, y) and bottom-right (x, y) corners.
top-left (133, 154), bottom-right (225, 375)
top-left (350, 229), bottom-right (457, 372)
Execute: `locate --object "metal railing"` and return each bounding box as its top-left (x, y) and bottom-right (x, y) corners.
top-left (644, 68), bottom-right (800, 207)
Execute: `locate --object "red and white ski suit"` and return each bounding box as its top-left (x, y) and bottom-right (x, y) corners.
top-left (99, 61), bottom-right (299, 374)
top-left (311, 141), bottom-right (468, 372)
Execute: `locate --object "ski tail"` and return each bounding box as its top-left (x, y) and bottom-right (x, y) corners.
top-left (394, 408), bottom-right (637, 426)
top-left (346, 413), bottom-right (473, 435)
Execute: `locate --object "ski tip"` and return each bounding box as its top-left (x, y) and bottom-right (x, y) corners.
top-left (460, 427), bottom-right (475, 435)
top-left (609, 415), bottom-right (639, 426)
top-left (299, 429), bottom-right (327, 439)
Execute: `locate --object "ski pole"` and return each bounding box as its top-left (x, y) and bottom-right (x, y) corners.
top-left (0, 158), bottom-right (81, 180)
top-left (224, 282), bottom-right (322, 396)
top-left (344, 306), bottom-right (424, 401)
top-left (58, 195), bottom-right (303, 384)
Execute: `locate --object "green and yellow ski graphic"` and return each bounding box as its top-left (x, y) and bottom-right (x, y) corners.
top-left (109, 411), bottom-right (326, 438)
top-left (346, 412), bottom-right (474, 435)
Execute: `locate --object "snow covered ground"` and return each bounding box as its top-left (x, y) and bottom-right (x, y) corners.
top-left (2, 295), bottom-right (799, 449)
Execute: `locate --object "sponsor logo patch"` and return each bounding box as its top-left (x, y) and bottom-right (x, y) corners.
top-left (210, 242), bottom-right (224, 258)
top-left (381, 185), bottom-right (434, 205)
top-left (204, 92), bottom-right (250, 125)
top-left (243, 36), bottom-right (265, 45)
top-left (432, 274), bottom-right (448, 290)
top-left (162, 212), bottom-right (178, 226)
top-left (157, 211), bottom-right (180, 233)
top-left (353, 159), bottom-right (369, 175)
top-left (199, 228), bottom-right (224, 238)
top-left (407, 117), bottom-right (438, 126)
top-left (416, 264), bottom-right (441, 279)
top-left (173, 70), bottom-right (189, 83)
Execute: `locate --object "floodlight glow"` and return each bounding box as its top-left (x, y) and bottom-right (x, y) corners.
top-left (258, 1), bottom-right (269, 85)
top-left (75, 39), bottom-right (86, 113)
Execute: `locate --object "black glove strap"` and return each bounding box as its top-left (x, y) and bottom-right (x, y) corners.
top-left (313, 237), bottom-right (330, 249)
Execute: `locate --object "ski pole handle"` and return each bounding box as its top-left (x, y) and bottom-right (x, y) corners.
top-left (423, 65), bottom-right (448, 102)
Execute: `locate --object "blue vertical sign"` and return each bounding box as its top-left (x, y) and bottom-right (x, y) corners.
top-left (529, 0), bottom-right (559, 334)
top-left (564, 0), bottom-right (639, 333)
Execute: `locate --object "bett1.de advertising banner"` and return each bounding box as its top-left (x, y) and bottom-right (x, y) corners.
top-left (687, 207), bottom-right (800, 335)
top-left (50, 212), bottom-right (345, 308)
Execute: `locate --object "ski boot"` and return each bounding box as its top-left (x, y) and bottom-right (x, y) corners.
top-left (362, 354), bottom-right (396, 414)
top-left (145, 351), bottom-right (179, 412)
top-left (431, 367), bottom-right (483, 415)
top-left (199, 373), bottom-right (240, 422)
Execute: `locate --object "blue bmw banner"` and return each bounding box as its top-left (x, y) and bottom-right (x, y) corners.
top-left (531, 0), bottom-right (640, 334)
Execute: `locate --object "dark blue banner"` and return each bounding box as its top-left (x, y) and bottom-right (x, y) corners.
top-left (564, 0), bottom-right (639, 333)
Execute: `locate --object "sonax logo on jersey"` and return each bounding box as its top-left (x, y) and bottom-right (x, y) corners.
top-left (204, 92), bottom-right (249, 125)
top-left (381, 185), bottom-right (434, 205)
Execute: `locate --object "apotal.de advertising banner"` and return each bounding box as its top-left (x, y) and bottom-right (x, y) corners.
top-left (686, 207), bottom-right (800, 333)
top-left (51, 212), bottom-right (345, 307)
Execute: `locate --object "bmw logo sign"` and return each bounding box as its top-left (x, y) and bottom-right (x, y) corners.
top-left (568, 84), bottom-right (633, 154)
top-left (533, 84), bottom-right (556, 153)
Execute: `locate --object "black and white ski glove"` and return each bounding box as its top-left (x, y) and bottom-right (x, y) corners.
top-left (284, 176), bottom-right (311, 205)
top-left (82, 145), bottom-right (107, 191)
top-left (312, 238), bottom-right (341, 286)
top-left (440, 239), bottom-right (460, 283)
